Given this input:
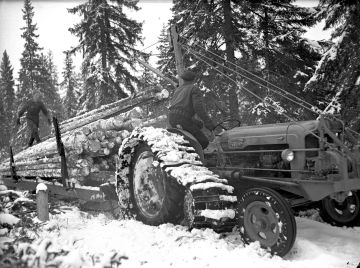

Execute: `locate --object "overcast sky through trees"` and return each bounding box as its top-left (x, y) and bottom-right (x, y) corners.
top-left (0, 0), bottom-right (329, 83)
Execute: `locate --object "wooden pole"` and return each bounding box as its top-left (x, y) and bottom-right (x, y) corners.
top-left (135, 58), bottom-right (178, 87)
top-left (9, 146), bottom-right (18, 182)
top-left (53, 117), bottom-right (68, 188)
top-left (169, 25), bottom-right (185, 86)
top-left (36, 183), bottom-right (49, 221)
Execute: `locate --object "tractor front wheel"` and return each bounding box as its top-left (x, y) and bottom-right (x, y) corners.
top-left (237, 187), bottom-right (296, 257)
top-left (319, 191), bottom-right (360, 227)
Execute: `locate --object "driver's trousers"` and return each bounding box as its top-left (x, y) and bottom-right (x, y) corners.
top-left (27, 119), bottom-right (41, 147)
top-left (168, 111), bottom-right (209, 149)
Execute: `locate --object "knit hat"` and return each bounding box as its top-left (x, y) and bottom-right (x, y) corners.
top-left (180, 70), bottom-right (196, 81)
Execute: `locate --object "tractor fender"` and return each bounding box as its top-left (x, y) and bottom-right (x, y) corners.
top-left (167, 128), bottom-right (205, 163)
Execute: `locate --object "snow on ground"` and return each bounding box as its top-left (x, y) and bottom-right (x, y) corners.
top-left (3, 206), bottom-right (358, 268)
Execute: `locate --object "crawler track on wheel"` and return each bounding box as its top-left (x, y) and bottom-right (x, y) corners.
top-left (117, 127), bottom-right (237, 231)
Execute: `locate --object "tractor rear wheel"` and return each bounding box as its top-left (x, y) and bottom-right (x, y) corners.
top-left (319, 191), bottom-right (360, 227)
top-left (237, 187), bottom-right (296, 257)
top-left (129, 142), bottom-right (185, 225)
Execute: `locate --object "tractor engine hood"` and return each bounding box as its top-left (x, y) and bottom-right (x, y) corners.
top-left (218, 120), bottom-right (320, 151)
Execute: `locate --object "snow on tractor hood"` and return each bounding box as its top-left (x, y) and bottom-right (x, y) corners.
top-left (218, 120), bottom-right (320, 151)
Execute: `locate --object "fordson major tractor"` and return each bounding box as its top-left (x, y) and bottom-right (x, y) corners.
top-left (113, 27), bottom-right (360, 257)
top-left (116, 114), bottom-right (360, 257)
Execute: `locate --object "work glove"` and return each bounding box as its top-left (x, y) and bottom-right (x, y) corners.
top-left (204, 128), bottom-right (215, 142)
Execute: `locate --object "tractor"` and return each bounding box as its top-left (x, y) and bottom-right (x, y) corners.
top-left (116, 114), bottom-right (360, 257)
top-left (112, 27), bottom-right (360, 257)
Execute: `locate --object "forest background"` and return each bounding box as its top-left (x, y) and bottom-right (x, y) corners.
top-left (0, 0), bottom-right (359, 157)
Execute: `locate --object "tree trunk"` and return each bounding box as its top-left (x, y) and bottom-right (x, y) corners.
top-left (223, 0), bottom-right (240, 124)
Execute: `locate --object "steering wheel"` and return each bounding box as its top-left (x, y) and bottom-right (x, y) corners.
top-left (213, 119), bottom-right (241, 131)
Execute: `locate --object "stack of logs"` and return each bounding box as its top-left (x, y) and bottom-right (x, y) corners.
top-left (0, 90), bottom-right (168, 187)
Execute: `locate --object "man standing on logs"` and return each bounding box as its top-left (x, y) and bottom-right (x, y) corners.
top-left (16, 93), bottom-right (52, 147)
top-left (168, 70), bottom-right (215, 149)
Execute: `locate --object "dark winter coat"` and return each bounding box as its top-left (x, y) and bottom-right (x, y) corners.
top-left (18, 100), bottom-right (49, 127)
top-left (169, 81), bottom-right (215, 130)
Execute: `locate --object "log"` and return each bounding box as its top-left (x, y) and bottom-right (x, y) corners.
top-left (81, 111), bottom-right (143, 134)
top-left (85, 156), bottom-right (94, 166)
top-left (104, 130), bottom-right (119, 139)
top-left (100, 141), bottom-right (109, 148)
top-left (10, 131), bottom-right (87, 162)
top-left (115, 136), bottom-right (123, 144)
top-left (59, 94), bottom-right (154, 134)
top-left (96, 130), bottom-right (106, 141)
top-left (120, 130), bottom-right (130, 139)
top-left (13, 163), bottom-right (81, 171)
top-left (100, 159), bottom-right (109, 170)
top-left (87, 132), bottom-right (98, 140)
top-left (91, 164), bottom-right (100, 173)
top-left (0, 167), bottom-right (90, 178)
top-left (4, 156), bottom-right (62, 166)
top-left (0, 157), bottom-right (91, 173)
top-left (0, 154), bottom-right (81, 171)
top-left (107, 141), bottom-right (115, 149)
top-left (88, 140), bottom-right (101, 153)
top-left (82, 126), bottom-right (91, 136)
top-left (60, 92), bottom-right (147, 126)
top-left (102, 148), bottom-right (111, 156)
top-left (76, 159), bottom-right (90, 168)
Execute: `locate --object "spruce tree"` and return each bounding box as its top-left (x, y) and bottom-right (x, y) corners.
top-left (0, 92), bottom-right (6, 148)
top-left (61, 52), bottom-right (78, 119)
top-left (0, 50), bottom-right (16, 146)
top-left (238, 0), bottom-right (320, 123)
top-left (46, 51), bottom-right (59, 91)
top-left (37, 52), bottom-right (63, 119)
top-left (156, 24), bottom-right (177, 93)
top-left (13, 0), bottom-right (41, 149)
top-left (13, 0), bottom-right (64, 148)
top-left (18, 0), bottom-right (42, 102)
top-left (305, 1), bottom-right (360, 129)
top-left (77, 72), bottom-right (97, 115)
top-left (68, 0), bottom-right (143, 110)
top-left (170, 0), bottom-right (245, 124)
top-left (168, 0), bottom-right (320, 125)
top-left (31, 53), bottom-right (62, 137)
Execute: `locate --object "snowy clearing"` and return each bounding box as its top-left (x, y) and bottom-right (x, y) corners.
top-left (1, 206), bottom-right (359, 268)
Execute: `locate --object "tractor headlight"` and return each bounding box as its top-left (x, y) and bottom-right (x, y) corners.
top-left (281, 149), bottom-right (294, 162)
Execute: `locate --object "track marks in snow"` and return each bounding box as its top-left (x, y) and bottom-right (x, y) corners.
top-left (20, 207), bottom-right (360, 268)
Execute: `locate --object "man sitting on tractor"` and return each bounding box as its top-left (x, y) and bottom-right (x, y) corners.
top-left (168, 70), bottom-right (215, 149)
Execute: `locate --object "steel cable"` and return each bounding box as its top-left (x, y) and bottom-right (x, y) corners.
top-left (182, 43), bottom-right (316, 115)
top-left (180, 36), bottom-right (319, 113)
top-left (185, 44), bottom-right (325, 141)
top-left (181, 41), bottom-right (360, 137)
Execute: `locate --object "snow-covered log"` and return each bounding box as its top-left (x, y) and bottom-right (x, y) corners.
top-left (59, 93), bottom-right (155, 134)
top-left (0, 167), bottom-right (90, 178)
top-left (60, 92), bottom-right (147, 126)
top-left (0, 104), bottom-right (169, 195)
